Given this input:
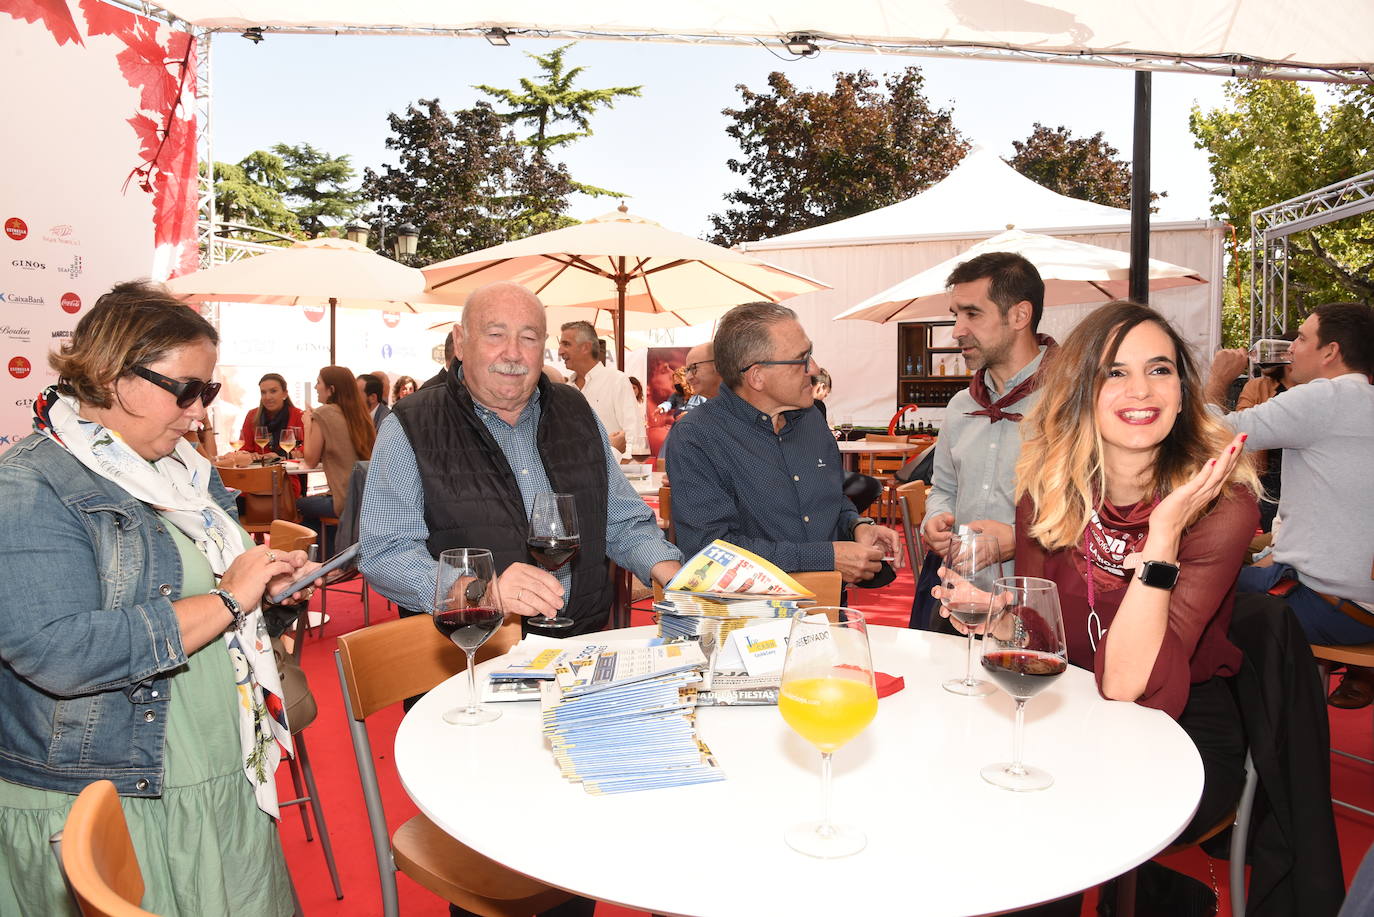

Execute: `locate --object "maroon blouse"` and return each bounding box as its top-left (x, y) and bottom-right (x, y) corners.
top-left (1014, 485), bottom-right (1258, 718)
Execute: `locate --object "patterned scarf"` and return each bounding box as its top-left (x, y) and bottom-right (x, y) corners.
top-left (34, 387), bottom-right (291, 817)
top-left (966, 333), bottom-right (1058, 422)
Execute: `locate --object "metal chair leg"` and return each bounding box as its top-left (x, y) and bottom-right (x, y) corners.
top-left (286, 754), bottom-right (313, 840)
top-left (295, 732), bottom-right (344, 900)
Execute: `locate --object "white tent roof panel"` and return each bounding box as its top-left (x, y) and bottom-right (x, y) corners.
top-left (153, 1), bottom-right (1374, 77)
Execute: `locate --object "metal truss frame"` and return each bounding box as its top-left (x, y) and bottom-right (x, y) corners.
top-left (1248, 168), bottom-right (1374, 340)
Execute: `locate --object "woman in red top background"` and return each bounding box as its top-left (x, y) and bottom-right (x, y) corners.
top-left (1013, 301), bottom-right (1259, 854)
top-left (237, 372), bottom-right (304, 497)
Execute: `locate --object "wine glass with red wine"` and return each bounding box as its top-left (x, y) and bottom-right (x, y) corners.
top-left (980, 576), bottom-right (1068, 791)
top-left (940, 530), bottom-right (1001, 697)
top-left (527, 492), bottom-right (579, 629)
top-left (432, 548), bottom-right (505, 725)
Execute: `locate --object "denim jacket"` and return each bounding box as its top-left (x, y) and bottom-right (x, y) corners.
top-left (0, 434), bottom-right (236, 796)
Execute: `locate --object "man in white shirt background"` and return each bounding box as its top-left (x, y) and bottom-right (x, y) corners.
top-left (557, 320), bottom-right (647, 455)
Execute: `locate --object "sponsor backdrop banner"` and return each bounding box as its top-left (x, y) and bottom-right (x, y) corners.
top-left (0, 1), bottom-right (198, 453)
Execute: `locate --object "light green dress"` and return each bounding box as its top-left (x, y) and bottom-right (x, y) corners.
top-left (0, 526), bottom-right (293, 916)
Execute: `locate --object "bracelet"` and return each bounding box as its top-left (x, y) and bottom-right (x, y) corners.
top-left (208, 588), bottom-right (246, 631)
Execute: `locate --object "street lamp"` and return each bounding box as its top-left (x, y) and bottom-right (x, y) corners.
top-left (344, 219), bottom-right (370, 247)
top-left (395, 222), bottom-right (419, 260)
top-left (345, 218), bottom-right (420, 262)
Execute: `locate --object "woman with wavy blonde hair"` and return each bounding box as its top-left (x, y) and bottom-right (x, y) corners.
top-left (1012, 301), bottom-right (1257, 872)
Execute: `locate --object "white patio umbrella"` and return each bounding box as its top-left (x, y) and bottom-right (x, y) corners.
top-left (421, 205), bottom-right (829, 366)
top-left (834, 229), bottom-right (1207, 323)
top-left (166, 237), bottom-right (463, 362)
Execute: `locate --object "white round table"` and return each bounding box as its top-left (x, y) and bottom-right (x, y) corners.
top-left (395, 626), bottom-right (1203, 917)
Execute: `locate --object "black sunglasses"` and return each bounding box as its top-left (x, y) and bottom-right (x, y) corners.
top-left (740, 349), bottom-right (814, 374)
top-left (130, 365), bottom-right (222, 408)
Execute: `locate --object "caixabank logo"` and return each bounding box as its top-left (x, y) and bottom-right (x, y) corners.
top-left (0, 430), bottom-right (30, 447)
top-left (5, 217), bottom-right (28, 241)
top-left (10, 259), bottom-right (44, 272)
top-left (8, 356), bottom-right (32, 379)
top-left (0, 293), bottom-right (44, 305)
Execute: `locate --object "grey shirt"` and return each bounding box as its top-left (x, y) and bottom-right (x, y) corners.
top-left (1222, 373), bottom-right (1374, 605)
top-left (922, 345), bottom-right (1049, 574)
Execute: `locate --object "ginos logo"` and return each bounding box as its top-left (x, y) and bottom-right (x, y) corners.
top-left (303, 304), bottom-right (326, 322)
top-left (11, 259), bottom-right (43, 271)
top-left (4, 218), bottom-right (27, 241)
top-left (382, 311), bottom-right (401, 328)
top-left (8, 356), bottom-right (31, 379)
top-left (60, 292), bottom-right (81, 314)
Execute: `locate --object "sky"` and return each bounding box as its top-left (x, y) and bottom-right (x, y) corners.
top-left (207, 33), bottom-right (1241, 240)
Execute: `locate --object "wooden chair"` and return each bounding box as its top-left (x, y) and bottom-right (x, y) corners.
top-left (653, 570), bottom-right (843, 608)
top-left (268, 519), bottom-right (316, 554)
top-left (1310, 640), bottom-right (1374, 818)
top-left (56, 779), bottom-right (159, 917)
top-left (335, 616), bottom-right (563, 917)
top-left (858, 434), bottom-right (912, 524)
top-left (894, 480), bottom-right (928, 580)
top-left (657, 483), bottom-right (675, 544)
top-left (218, 464), bottom-right (296, 538)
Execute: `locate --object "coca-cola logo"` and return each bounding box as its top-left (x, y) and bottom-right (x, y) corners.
top-left (5, 218), bottom-right (28, 241)
top-left (383, 311), bottom-right (401, 328)
top-left (11, 259), bottom-right (43, 271)
top-left (60, 292), bottom-right (81, 314)
top-left (303, 304), bottom-right (325, 322)
top-left (8, 356), bottom-right (32, 378)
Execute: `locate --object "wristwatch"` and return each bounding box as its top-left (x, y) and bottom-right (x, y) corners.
top-left (852, 517), bottom-right (876, 537)
top-left (1137, 560), bottom-right (1181, 591)
top-left (209, 588), bottom-right (246, 630)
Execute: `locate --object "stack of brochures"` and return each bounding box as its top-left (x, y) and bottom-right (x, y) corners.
top-left (653, 540), bottom-right (815, 705)
top-left (538, 642), bottom-right (726, 794)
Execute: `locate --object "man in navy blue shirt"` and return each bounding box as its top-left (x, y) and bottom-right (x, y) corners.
top-left (664, 302), bottom-right (898, 582)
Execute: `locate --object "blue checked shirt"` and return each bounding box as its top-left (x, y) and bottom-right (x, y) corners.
top-left (358, 376), bottom-right (681, 613)
top-left (662, 385), bottom-right (860, 571)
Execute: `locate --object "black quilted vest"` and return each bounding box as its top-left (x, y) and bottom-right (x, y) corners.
top-left (391, 369), bottom-right (612, 634)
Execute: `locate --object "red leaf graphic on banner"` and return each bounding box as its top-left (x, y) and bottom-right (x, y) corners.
top-left (127, 113), bottom-right (161, 164)
top-left (116, 39), bottom-right (178, 113)
top-left (4, 0), bottom-right (84, 46)
top-left (78, 0), bottom-right (134, 37)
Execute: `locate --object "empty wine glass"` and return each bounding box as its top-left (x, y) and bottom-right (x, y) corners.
top-left (431, 548), bottom-right (505, 726)
top-left (778, 608), bottom-right (877, 858)
top-left (527, 493), bottom-right (578, 630)
top-left (980, 577), bottom-right (1068, 791)
top-left (940, 531), bottom-right (1001, 697)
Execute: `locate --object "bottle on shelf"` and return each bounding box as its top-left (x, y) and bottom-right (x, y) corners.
top-left (904, 354), bottom-right (914, 375)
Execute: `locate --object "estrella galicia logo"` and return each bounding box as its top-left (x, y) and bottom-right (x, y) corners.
top-left (4, 218), bottom-right (27, 241)
top-left (0, 293), bottom-right (45, 305)
top-left (56, 255), bottom-right (82, 279)
top-left (8, 356), bottom-right (32, 379)
top-left (10, 259), bottom-right (44, 271)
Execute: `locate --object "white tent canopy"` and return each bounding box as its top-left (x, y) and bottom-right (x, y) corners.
top-left (151, 1), bottom-right (1374, 82)
top-left (740, 152), bottom-right (1224, 427)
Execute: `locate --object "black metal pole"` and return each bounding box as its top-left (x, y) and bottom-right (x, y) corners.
top-left (1130, 71), bottom-right (1152, 304)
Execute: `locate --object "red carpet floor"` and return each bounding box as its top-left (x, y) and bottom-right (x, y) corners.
top-left (278, 564), bottom-right (1374, 916)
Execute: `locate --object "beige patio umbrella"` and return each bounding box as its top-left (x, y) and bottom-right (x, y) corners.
top-left (834, 229), bottom-right (1207, 323)
top-left (421, 205), bottom-right (829, 366)
top-left (166, 237), bottom-right (464, 362)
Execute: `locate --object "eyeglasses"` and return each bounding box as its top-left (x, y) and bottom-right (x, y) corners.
top-left (130, 365), bottom-right (222, 409)
top-left (684, 360), bottom-right (714, 376)
top-left (740, 350), bottom-right (814, 374)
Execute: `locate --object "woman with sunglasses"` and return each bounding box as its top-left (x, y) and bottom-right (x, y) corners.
top-left (0, 281), bottom-right (319, 915)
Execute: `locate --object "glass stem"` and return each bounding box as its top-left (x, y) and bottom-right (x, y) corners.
top-left (1009, 699), bottom-right (1028, 776)
top-left (464, 649), bottom-right (479, 714)
top-left (963, 629), bottom-right (978, 684)
top-left (818, 751), bottom-right (835, 837)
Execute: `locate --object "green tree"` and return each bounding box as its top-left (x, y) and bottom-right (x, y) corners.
top-left (360, 99), bottom-right (575, 263)
top-left (208, 150), bottom-right (301, 239)
top-left (1191, 80), bottom-right (1374, 320)
top-left (271, 142), bottom-right (366, 237)
top-left (1006, 123), bottom-right (1163, 211)
top-left (708, 68), bottom-right (967, 246)
top-left (475, 43), bottom-right (641, 198)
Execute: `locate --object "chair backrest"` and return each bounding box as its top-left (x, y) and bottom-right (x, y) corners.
top-left (653, 570), bottom-right (842, 608)
top-left (218, 464), bottom-right (294, 528)
top-left (269, 519), bottom-right (316, 554)
top-left (332, 460), bottom-right (371, 552)
top-left (895, 481), bottom-right (928, 577)
top-left (860, 433), bottom-right (912, 477)
top-left (336, 614), bottom-right (468, 721)
top-left (657, 484), bottom-right (675, 543)
top-left (60, 780), bottom-right (157, 917)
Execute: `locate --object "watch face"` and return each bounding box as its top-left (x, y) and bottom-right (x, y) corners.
top-left (1139, 561), bottom-right (1180, 589)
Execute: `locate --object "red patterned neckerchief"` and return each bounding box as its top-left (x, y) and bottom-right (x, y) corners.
top-left (966, 333), bottom-right (1058, 422)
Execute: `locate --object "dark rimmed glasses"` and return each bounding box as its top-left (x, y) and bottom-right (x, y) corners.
top-left (684, 359), bottom-right (714, 376)
top-left (740, 349), bottom-right (814, 374)
top-left (130, 365), bottom-right (222, 408)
